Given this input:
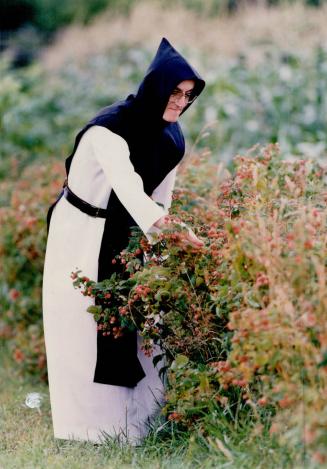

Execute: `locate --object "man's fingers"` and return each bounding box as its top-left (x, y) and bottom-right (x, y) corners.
top-left (154, 218), bottom-right (204, 249)
top-left (180, 231), bottom-right (204, 248)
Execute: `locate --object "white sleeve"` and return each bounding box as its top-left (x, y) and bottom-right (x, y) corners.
top-left (90, 125), bottom-right (165, 237)
top-left (151, 166), bottom-right (178, 211)
top-left (145, 166), bottom-right (178, 243)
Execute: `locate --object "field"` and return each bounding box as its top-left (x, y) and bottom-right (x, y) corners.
top-left (1, 2), bottom-right (327, 468)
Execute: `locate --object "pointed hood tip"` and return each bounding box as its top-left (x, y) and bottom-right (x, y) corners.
top-left (160, 37), bottom-right (170, 45)
top-left (159, 37), bottom-right (205, 85)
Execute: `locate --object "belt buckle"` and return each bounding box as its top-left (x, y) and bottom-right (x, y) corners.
top-left (94, 207), bottom-right (100, 217)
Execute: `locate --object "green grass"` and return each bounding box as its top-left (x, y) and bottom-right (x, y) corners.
top-left (0, 347), bottom-right (298, 469)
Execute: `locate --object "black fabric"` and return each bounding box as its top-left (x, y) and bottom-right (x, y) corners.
top-left (63, 186), bottom-right (108, 218)
top-left (46, 37), bottom-right (205, 388)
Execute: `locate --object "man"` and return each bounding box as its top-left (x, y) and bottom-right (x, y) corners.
top-left (43, 37), bottom-right (205, 443)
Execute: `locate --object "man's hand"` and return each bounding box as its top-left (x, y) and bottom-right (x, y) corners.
top-left (154, 215), bottom-right (204, 249)
top-left (180, 226), bottom-right (204, 249)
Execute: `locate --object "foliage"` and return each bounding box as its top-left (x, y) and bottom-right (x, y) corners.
top-left (68, 144), bottom-right (327, 465)
top-left (1, 0), bottom-right (135, 35)
top-left (71, 268), bottom-right (137, 340)
top-left (170, 146), bottom-right (327, 466)
top-left (1, 137), bottom-right (327, 463)
top-left (0, 161), bottom-right (64, 380)
top-left (0, 47), bottom-right (151, 179)
top-left (1, 35), bottom-right (327, 463)
top-left (2, 44), bottom-right (327, 180)
top-left (197, 46), bottom-right (327, 163)
top-left (213, 145), bottom-right (327, 465)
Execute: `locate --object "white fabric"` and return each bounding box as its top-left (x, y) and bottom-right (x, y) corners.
top-left (42, 126), bottom-right (177, 444)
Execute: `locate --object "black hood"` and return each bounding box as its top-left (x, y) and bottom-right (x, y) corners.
top-left (65, 37), bottom-right (206, 183)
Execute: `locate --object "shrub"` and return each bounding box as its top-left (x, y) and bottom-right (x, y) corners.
top-left (71, 144), bottom-right (327, 464)
top-left (1, 132), bottom-right (326, 463)
top-left (0, 161), bottom-right (64, 380)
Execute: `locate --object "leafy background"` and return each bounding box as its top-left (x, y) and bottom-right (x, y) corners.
top-left (1, 1), bottom-right (327, 468)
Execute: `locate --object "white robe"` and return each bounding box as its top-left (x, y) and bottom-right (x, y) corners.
top-left (42, 125), bottom-right (177, 444)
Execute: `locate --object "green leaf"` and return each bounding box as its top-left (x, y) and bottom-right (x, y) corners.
top-left (318, 351), bottom-right (327, 368)
top-left (86, 305), bottom-right (102, 315)
top-left (247, 296), bottom-right (261, 309)
top-left (171, 354), bottom-right (189, 370)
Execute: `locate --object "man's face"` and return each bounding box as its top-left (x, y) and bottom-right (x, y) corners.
top-left (162, 80), bottom-right (196, 123)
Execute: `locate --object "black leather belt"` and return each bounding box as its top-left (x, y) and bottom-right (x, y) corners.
top-left (63, 185), bottom-right (108, 218)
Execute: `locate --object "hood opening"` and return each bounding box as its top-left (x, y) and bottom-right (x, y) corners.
top-left (133, 37), bottom-right (205, 124)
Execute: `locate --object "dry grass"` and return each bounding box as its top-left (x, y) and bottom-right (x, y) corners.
top-left (41, 1), bottom-right (327, 70)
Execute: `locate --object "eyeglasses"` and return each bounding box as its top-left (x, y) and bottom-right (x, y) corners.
top-left (169, 89), bottom-right (197, 105)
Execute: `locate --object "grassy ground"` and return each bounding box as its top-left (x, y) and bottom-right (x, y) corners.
top-left (0, 347), bottom-right (298, 469)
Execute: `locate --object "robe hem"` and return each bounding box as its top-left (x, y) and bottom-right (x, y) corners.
top-left (93, 374), bottom-right (146, 388)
